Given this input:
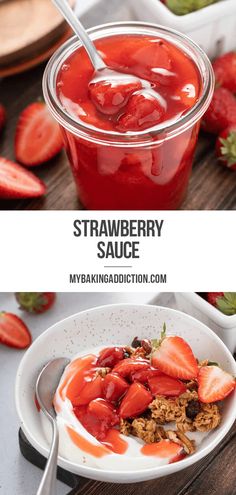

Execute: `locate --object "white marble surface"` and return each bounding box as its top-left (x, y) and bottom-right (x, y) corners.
top-left (0, 291), bottom-right (161, 495)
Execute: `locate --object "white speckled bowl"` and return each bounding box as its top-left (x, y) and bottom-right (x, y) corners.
top-left (15, 304), bottom-right (236, 483)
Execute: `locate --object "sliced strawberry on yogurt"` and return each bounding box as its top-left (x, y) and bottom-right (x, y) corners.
top-left (97, 346), bottom-right (125, 368)
top-left (130, 368), bottom-right (163, 384)
top-left (148, 374), bottom-right (187, 397)
top-left (113, 357), bottom-right (150, 378)
top-left (119, 382), bottom-right (152, 418)
top-left (151, 326), bottom-right (198, 380)
top-left (74, 399), bottom-right (119, 441)
top-left (102, 372), bottom-right (129, 402)
top-left (72, 374), bottom-right (103, 406)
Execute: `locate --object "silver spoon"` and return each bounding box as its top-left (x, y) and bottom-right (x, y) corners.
top-left (52, 0), bottom-right (143, 89)
top-left (36, 357), bottom-right (70, 495)
top-left (52, 0), bottom-right (105, 72)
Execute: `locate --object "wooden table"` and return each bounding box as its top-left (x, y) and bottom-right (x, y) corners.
top-left (20, 421), bottom-right (236, 495)
top-left (0, 63), bottom-right (236, 210)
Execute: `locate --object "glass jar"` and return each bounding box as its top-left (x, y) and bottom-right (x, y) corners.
top-left (43, 22), bottom-right (214, 210)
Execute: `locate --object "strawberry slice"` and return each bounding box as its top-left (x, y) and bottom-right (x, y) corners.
top-left (72, 374), bottom-right (103, 406)
top-left (131, 368), bottom-right (163, 384)
top-left (15, 102), bottom-right (64, 166)
top-left (0, 312), bottom-right (31, 349)
top-left (148, 374), bottom-right (187, 397)
top-left (117, 90), bottom-right (166, 132)
top-left (0, 157), bottom-right (46, 199)
top-left (151, 325), bottom-right (198, 380)
top-left (74, 399), bottom-right (119, 441)
top-left (198, 365), bottom-right (235, 403)
top-left (113, 357), bottom-right (150, 378)
top-left (96, 347), bottom-right (125, 368)
top-left (102, 372), bottom-right (129, 402)
top-left (88, 398), bottom-right (119, 426)
top-left (119, 382), bottom-right (152, 418)
top-left (89, 78), bottom-right (142, 115)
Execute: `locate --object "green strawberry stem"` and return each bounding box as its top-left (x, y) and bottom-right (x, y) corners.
top-left (151, 322), bottom-right (167, 349)
top-left (220, 132), bottom-right (236, 167)
top-left (166, 0), bottom-right (216, 15)
top-left (216, 293), bottom-right (236, 316)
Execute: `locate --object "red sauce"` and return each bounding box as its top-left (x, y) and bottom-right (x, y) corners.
top-left (102, 428), bottom-right (128, 454)
top-left (34, 394), bottom-right (40, 412)
top-left (56, 33), bottom-right (202, 210)
top-left (67, 426), bottom-right (110, 458)
top-left (141, 440), bottom-right (182, 459)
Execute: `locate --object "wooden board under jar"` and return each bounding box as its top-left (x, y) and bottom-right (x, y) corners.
top-left (0, 0), bottom-right (75, 72)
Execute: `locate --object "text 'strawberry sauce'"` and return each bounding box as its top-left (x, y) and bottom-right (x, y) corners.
top-left (44, 24), bottom-right (214, 210)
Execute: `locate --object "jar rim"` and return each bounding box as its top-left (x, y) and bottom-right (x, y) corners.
top-left (43, 21), bottom-right (214, 147)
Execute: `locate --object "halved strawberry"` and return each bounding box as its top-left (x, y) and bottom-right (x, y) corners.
top-left (0, 312), bottom-right (31, 349)
top-left (0, 157), bottom-right (46, 199)
top-left (72, 374), bottom-right (103, 406)
top-left (15, 102), bottom-right (64, 166)
top-left (113, 357), bottom-right (150, 378)
top-left (151, 325), bottom-right (198, 380)
top-left (102, 373), bottom-right (129, 402)
top-left (0, 104), bottom-right (6, 133)
top-left (148, 374), bottom-right (187, 397)
top-left (119, 382), bottom-right (152, 418)
top-left (198, 365), bottom-right (235, 403)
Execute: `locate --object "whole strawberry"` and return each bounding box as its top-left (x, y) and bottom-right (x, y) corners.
top-left (0, 104), bottom-right (6, 133)
top-left (213, 52), bottom-right (236, 93)
top-left (16, 292), bottom-right (56, 314)
top-left (201, 87), bottom-right (236, 134)
top-left (206, 292), bottom-right (236, 315)
top-left (216, 125), bottom-right (236, 170)
top-left (166, 0), bottom-right (216, 15)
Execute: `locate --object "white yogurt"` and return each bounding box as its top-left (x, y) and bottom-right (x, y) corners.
top-left (40, 346), bottom-right (209, 470)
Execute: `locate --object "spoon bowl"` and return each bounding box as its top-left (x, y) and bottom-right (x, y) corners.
top-left (51, 0), bottom-right (147, 115)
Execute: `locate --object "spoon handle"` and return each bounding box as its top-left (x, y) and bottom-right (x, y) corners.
top-left (52, 0), bottom-right (106, 71)
top-left (36, 419), bottom-right (59, 495)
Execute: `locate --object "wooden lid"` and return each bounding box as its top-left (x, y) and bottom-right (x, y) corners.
top-left (0, 0), bottom-right (75, 68)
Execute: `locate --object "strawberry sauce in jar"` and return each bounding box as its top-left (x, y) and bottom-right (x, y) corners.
top-left (43, 23), bottom-right (214, 210)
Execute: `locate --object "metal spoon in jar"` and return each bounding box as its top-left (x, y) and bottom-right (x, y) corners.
top-left (51, 0), bottom-right (147, 110)
top-left (35, 357), bottom-right (70, 495)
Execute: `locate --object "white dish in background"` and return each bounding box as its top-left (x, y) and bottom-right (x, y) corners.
top-left (75, 0), bottom-right (101, 17)
top-left (15, 304), bottom-right (236, 483)
top-left (175, 293), bottom-right (236, 355)
top-left (130, 0), bottom-right (236, 59)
